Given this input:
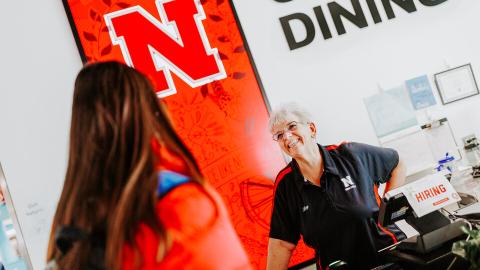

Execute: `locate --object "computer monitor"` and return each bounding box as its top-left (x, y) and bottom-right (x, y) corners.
top-left (0, 163), bottom-right (33, 270)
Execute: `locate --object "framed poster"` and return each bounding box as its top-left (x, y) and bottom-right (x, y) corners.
top-left (62, 0), bottom-right (314, 268)
top-left (405, 75), bottom-right (436, 110)
top-left (434, 64), bottom-right (479, 105)
top-left (364, 86), bottom-right (418, 138)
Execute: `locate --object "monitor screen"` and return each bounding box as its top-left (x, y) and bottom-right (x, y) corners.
top-left (0, 163), bottom-right (32, 270)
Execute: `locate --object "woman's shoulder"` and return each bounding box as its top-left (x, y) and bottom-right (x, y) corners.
top-left (275, 163), bottom-right (295, 184)
top-left (326, 141), bottom-right (368, 157)
top-left (156, 182), bottom-right (218, 231)
top-left (124, 182), bottom-right (251, 270)
top-left (158, 183), bottom-right (251, 269)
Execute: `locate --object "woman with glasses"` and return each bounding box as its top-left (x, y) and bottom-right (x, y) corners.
top-left (266, 103), bottom-right (406, 270)
top-left (46, 62), bottom-right (251, 270)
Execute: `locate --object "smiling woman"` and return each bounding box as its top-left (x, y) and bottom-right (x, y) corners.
top-left (266, 103), bottom-right (407, 270)
top-left (269, 104), bottom-right (320, 180)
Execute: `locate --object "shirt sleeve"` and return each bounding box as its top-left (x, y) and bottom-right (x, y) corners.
top-left (347, 142), bottom-right (399, 185)
top-left (269, 179), bottom-right (300, 245)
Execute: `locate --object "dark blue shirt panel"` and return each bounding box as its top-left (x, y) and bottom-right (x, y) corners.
top-left (269, 170), bottom-right (301, 245)
top-left (344, 142), bottom-right (399, 185)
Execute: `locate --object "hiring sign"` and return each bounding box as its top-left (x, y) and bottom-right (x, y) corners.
top-left (402, 173), bottom-right (460, 217)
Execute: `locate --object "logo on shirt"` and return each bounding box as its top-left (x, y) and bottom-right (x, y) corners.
top-left (340, 175), bottom-right (356, 191)
top-left (302, 205), bottom-right (309, 212)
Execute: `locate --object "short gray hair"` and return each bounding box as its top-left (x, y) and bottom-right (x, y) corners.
top-left (268, 103), bottom-right (313, 133)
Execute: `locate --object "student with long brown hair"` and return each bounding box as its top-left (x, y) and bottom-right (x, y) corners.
top-left (46, 61), bottom-right (251, 270)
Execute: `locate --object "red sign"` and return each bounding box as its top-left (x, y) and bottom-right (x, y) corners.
top-left (63, 0), bottom-right (314, 268)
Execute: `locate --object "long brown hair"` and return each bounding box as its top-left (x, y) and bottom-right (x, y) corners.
top-left (47, 61), bottom-right (204, 269)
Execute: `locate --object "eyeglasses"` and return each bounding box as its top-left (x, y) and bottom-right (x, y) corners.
top-left (272, 121), bottom-right (301, 141)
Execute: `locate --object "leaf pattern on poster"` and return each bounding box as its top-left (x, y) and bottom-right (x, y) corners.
top-left (200, 85), bottom-right (209, 97)
top-left (219, 52), bottom-right (228, 60)
top-left (209, 15), bottom-right (222, 22)
top-left (100, 44), bottom-right (112, 56)
top-left (218, 36), bottom-right (229, 42)
top-left (83, 31), bottom-right (97, 41)
top-left (233, 46), bottom-right (245, 53)
top-left (232, 72), bottom-right (246, 79)
top-left (116, 2), bottom-right (130, 8)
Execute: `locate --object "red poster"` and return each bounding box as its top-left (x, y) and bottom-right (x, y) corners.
top-left (62, 0), bottom-right (314, 268)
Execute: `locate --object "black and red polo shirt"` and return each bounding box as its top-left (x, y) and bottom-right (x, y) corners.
top-left (269, 143), bottom-right (406, 269)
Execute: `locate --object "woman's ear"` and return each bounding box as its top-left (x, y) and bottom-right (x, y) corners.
top-left (308, 122), bottom-right (317, 137)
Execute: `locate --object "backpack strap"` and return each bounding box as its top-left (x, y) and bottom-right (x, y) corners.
top-left (157, 170), bottom-right (191, 198)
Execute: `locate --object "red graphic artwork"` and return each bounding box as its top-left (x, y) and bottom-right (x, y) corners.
top-left (62, 0), bottom-right (315, 268)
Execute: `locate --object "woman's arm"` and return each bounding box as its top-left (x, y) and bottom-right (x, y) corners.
top-left (266, 238), bottom-right (296, 270)
top-left (385, 158), bottom-right (407, 193)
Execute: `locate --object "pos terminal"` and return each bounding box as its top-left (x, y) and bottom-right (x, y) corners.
top-left (378, 192), bottom-right (465, 254)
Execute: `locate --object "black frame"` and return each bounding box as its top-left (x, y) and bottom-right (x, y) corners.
top-left (61, 0), bottom-right (88, 63)
top-left (434, 63), bottom-right (479, 105)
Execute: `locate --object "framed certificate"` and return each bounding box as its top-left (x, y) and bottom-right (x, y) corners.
top-left (434, 64), bottom-right (479, 105)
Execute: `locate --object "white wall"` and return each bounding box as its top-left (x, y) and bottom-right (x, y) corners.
top-left (231, 0), bottom-right (480, 146)
top-left (0, 1), bottom-right (81, 269)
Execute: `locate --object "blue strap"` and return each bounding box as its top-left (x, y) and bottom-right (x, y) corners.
top-left (157, 170), bottom-right (190, 197)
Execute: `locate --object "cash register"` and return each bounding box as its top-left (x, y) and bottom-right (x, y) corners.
top-left (378, 192), bottom-right (466, 254)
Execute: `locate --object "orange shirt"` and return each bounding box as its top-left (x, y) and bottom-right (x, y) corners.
top-left (123, 142), bottom-right (251, 269)
top-left (122, 183), bottom-right (251, 270)
top-left (122, 140), bottom-right (251, 270)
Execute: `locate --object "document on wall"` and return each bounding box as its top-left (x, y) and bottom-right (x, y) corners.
top-left (423, 120), bottom-right (461, 161)
top-left (364, 86), bottom-right (418, 138)
top-left (381, 130), bottom-right (436, 176)
top-left (405, 75), bottom-right (436, 110)
top-left (401, 172), bottom-right (460, 217)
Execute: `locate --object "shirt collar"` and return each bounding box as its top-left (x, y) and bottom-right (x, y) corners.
top-left (291, 144), bottom-right (341, 191)
top-left (319, 144), bottom-right (340, 176)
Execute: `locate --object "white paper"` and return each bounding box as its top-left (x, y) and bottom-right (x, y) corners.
top-left (395, 219), bottom-right (420, 238)
top-left (423, 121), bottom-right (461, 161)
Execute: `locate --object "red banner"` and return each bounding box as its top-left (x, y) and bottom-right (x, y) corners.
top-left (63, 0), bottom-right (314, 268)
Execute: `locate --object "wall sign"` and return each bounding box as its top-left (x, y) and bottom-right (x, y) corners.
top-left (275, 0), bottom-right (449, 50)
top-left (62, 0), bottom-right (314, 268)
